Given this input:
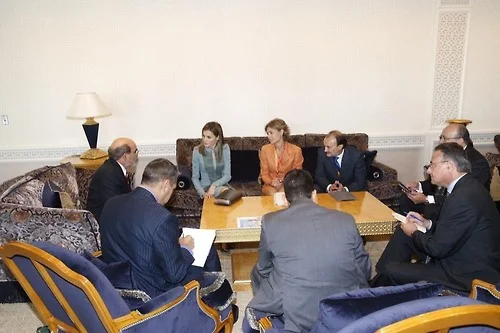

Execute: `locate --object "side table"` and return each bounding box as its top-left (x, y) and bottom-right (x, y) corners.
top-left (60, 155), bottom-right (108, 170)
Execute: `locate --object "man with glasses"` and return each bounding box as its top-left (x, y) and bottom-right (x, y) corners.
top-left (372, 143), bottom-right (500, 292)
top-left (399, 124), bottom-right (490, 219)
top-left (87, 137), bottom-right (138, 222)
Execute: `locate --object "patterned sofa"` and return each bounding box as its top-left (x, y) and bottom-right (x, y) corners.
top-left (167, 133), bottom-right (399, 228)
top-left (0, 162), bottom-right (99, 302)
top-left (486, 135), bottom-right (500, 211)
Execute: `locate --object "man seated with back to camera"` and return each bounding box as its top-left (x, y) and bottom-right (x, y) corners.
top-left (372, 143), bottom-right (500, 293)
top-left (315, 130), bottom-right (367, 193)
top-left (99, 158), bottom-right (235, 311)
top-left (245, 169), bottom-right (371, 333)
top-left (399, 123), bottom-right (491, 220)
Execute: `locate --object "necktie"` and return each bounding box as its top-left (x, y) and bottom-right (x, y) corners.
top-left (334, 157), bottom-right (341, 172)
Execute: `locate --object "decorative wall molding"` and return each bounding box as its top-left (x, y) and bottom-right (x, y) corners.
top-left (440, 0), bottom-right (471, 7)
top-left (0, 144), bottom-right (176, 161)
top-left (0, 133), bottom-right (496, 161)
top-left (369, 136), bottom-right (425, 149)
top-left (431, 10), bottom-right (470, 128)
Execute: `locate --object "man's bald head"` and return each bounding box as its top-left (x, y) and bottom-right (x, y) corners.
top-left (439, 124), bottom-right (471, 147)
top-left (108, 138), bottom-right (138, 171)
top-left (108, 138), bottom-right (137, 160)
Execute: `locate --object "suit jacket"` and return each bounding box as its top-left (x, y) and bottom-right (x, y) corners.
top-left (248, 198), bottom-right (371, 333)
top-left (259, 142), bottom-right (303, 185)
top-left (412, 174), bottom-right (500, 291)
top-left (100, 187), bottom-right (197, 297)
top-left (315, 145), bottom-right (367, 192)
top-left (87, 158), bottom-right (131, 221)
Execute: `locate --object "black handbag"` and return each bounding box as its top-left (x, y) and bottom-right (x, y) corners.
top-left (214, 189), bottom-right (243, 206)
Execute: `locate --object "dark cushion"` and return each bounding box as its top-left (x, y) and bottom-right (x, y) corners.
top-left (302, 147), bottom-right (319, 177)
top-left (363, 150), bottom-right (377, 177)
top-left (82, 251), bottom-right (133, 290)
top-left (311, 282), bottom-right (443, 332)
top-left (42, 180), bottom-right (62, 208)
top-left (231, 150), bottom-right (260, 182)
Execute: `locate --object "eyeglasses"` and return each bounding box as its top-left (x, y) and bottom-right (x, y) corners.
top-left (426, 160), bottom-right (449, 169)
top-left (439, 135), bottom-right (460, 141)
top-left (134, 148), bottom-right (139, 155)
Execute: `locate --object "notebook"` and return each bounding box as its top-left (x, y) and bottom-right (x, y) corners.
top-left (329, 191), bottom-right (356, 201)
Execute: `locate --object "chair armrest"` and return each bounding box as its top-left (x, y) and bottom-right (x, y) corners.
top-left (0, 203), bottom-right (100, 253)
top-left (117, 280), bottom-right (230, 333)
top-left (372, 161), bottom-right (398, 182)
top-left (470, 279), bottom-right (500, 305)
top-left (177, 165), bottom-right (192, 190)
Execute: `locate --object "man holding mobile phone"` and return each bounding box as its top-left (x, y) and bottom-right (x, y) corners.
top-left (399, 124), bottom-right (490, 219)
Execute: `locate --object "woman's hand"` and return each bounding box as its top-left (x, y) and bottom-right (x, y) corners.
top-left (205, 185), bottom-right (216, 198)
top-left (271, 178), bottom-right (282, 189)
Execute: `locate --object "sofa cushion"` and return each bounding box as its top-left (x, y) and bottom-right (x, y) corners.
top-left (35, 163), bottom-right (80, 209)
top-left (302, 147), bottom-right (319, 177)
top-left (491, 166), bottom-right (500, 202)
top-left (0, 178), bottom-right (45, 207)
top-left (363, 150), bottom-right (378, 180)
top-left (82, 251), bottom-right (133, 290)
top-left (231, 150), bottom-right (260, 182)
top-left (42, 180), bottom-right (63, 208)
top-left (311, 282), bottom-right (443, 332)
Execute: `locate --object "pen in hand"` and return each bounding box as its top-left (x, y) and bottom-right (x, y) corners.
top-left (407, 213), bottom-right (424, 222)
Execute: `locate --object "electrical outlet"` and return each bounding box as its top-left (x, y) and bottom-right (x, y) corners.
top-left (1, 115), bottom-right (9, 125)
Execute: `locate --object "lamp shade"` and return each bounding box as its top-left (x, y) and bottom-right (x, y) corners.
top-left (67, 92), bottom-right (111, 119)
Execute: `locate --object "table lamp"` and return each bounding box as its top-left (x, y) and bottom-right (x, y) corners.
top-left (67, 92), bottom-right (112, 160)
top-left (446, 118), bottom-right (472, 127)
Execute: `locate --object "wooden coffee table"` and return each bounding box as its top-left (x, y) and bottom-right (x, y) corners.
top-left (200, 191), bottom-right (397, 290)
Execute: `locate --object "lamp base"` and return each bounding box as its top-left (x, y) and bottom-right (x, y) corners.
top-left (80, 148), bottom-right (108, 160)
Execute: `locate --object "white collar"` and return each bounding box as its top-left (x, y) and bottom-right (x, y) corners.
top-left (117, 161), bottom-right (127, 176)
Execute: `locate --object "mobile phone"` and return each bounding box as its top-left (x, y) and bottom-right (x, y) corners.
top-left (398, 182), bottom-right (410, 194)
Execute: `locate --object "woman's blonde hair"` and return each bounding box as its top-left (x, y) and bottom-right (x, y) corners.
top-left (265, 118), bottom-right (290, 142)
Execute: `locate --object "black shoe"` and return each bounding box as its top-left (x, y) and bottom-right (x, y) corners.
top-left (231, 304), bottom-right (239, 323)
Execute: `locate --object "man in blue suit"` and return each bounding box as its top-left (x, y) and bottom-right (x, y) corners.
top-left (100, 158), bottom-right (222, 297)
top-left (315, 130), bottom-right (367, 192)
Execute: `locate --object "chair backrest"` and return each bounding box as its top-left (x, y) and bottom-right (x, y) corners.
top-left (376, 303), bottom-right (500, 333)
top-left (0, 241), bottom-right (130, 333)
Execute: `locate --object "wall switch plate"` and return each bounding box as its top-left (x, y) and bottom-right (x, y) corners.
top-left (1, 115), bottom-right (9, 125)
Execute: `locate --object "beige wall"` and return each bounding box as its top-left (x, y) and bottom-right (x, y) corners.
top-left (0, 0), bottom-right (498, 183)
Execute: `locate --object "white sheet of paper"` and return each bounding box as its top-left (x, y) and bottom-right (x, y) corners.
top-left (237, 216), bottom-right (262, 228)
top-left (392, 212), bottom-right (427, 233)
top-left (273, 192), bottom-right (288, 206)
top-left (182, 228), bottom-right (216, 267)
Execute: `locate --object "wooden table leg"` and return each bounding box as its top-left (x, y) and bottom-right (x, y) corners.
top-left (231, 251), bottom-right (259, 292)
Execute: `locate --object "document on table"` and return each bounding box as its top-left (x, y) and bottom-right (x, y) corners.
top-left (392, 212), bottom-right (427, 233)
top-left (237, 216), bottom-right (262, 228)
top-left (182, 228), bottom-right (216, 267)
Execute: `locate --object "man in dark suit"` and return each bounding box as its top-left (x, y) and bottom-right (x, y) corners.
top-left (400, 124), bottom-right (491, 218)
top-left (247, 169), bottom-right (371, 333)
top-left (87, 137), bottom-right (138, 221)
top-left (373, 143), bottom-right (500, 292)
top-left (100, 158), bottom-right (222, 297)
top-left (315, 130), bottom-right (367, 193)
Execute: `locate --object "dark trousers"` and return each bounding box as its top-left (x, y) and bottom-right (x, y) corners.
top-left (371, 227), bottom-right (449, 288)
top-left (182, 244), bottom-right (222, 283)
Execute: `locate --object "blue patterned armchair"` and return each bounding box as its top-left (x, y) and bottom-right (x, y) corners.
top-left (0, 241), bottom-right (235, 333)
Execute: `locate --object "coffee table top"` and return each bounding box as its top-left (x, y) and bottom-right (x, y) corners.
top-left (201, 192), bottom-right (397, 243)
